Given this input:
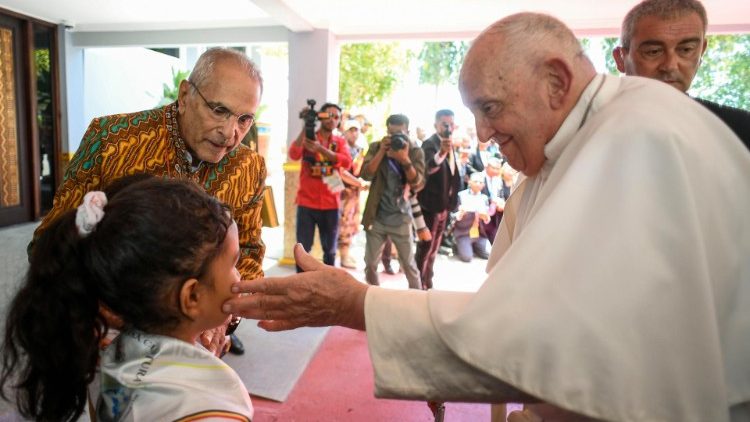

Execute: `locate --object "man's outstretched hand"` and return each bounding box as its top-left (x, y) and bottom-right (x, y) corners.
top-left (222, 244), bottom-right (369, 332)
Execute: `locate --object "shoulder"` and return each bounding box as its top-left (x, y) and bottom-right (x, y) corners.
top-left (89, 105), bottom-right (167, 134)
top-left (226, 145), bottom-right (266, 171)
top-left (424, 134), bottom-right (440, 145)
top-left (597, 78), bottom-right (726, 144)
top-left (694, 98), bottom-right (750, 125)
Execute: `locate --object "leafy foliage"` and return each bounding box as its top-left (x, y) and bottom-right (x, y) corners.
top-left (599, 37), bottom-right (620, 75)
top-left (338, 43), bottom-right (409, 110)
top-left (34, 49), bottom-right (52, 125)
top-left (690, 34), bottom-right (750, 109)
top-left (158, 68), bottom-right (190, 106)
top-left (417, 41), bottom-right (469, 86)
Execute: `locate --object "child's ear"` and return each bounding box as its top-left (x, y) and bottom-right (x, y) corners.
top-left (179, 278), bottom-right (202, 320)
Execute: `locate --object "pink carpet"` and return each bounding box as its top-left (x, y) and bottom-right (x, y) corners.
top-left (252, 326), bottom-right (490, 421)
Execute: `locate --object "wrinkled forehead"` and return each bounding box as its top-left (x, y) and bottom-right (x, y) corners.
top-left (460, 62), bottom-right (516, 106)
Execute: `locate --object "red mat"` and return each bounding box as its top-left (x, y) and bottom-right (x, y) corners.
top-left (252, 326), bottom-right (490, 421)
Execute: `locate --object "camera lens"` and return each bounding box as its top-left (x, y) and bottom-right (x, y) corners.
top-left (390, 133), bottom-right (408, 151)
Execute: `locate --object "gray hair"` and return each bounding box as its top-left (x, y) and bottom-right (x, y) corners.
top-left (481, 13), bottom-right (589, 70)
top-left (620, 0), bottom-right (708, 49)
top-left (188, 47), bottom-right (264, 94)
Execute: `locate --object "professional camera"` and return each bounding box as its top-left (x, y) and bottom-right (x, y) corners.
top-left (390, 133), bottom-right (409, 151)
top-left (298, 99), bottom-right (330, 140)
top-left (441, 122), bottom-right (452, 139)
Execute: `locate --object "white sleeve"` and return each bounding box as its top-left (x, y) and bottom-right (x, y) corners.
top-left (364, 287), bottom-right (529, 403)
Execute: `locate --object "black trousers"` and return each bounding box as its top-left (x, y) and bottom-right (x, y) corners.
top-left (296, 205), bottom-right (339, 272)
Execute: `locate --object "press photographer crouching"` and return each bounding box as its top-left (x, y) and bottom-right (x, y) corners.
top-left (288, 101), bottom-right (352, 272)
top-left (360, 114), bottom-right (425, 289)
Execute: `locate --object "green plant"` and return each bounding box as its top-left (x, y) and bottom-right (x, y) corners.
top-left (339, 43), bottom-right (410, 110)
top-left (158, 68), bottom-right (190, 106)
top-left (418, 41), bottom-right (469, 87)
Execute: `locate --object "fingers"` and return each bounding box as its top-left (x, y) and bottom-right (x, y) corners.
top-left (212, 332), bottom-right (227, 357)
top-left (199, 326), bottom-right (228, 357)
top-left (507, 410), bottom-right (543, 422)
top-left (200, 329), bottom-right (218, 355)
top-left (294, 243), bottom-right (327, 272)
top-left (257, 319), bottom-right (305, 332)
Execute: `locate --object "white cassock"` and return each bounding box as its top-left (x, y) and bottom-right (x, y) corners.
top-left (97, 330), bottom-right (253, 421)
top-left (365, 74), bottom-right (750, 421)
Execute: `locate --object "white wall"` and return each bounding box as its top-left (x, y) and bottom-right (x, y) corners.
top-left (81, 48), bottom-right (183, 137)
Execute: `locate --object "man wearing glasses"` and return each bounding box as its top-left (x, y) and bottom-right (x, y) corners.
top-left (31, 47), bottom-right (266, 357)
top-left (288, 103), bottom-right (352, 271)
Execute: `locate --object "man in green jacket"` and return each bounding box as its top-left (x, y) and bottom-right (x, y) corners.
top-left (360, 114), bottom-right (425, 289)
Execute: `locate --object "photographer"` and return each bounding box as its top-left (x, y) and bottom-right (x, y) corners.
top-left (416, 109), bottom-right (462, 290)
top-left (360, 114), bottom-right (425, 289)
top-left (288, 102), bottom-right (352, 271)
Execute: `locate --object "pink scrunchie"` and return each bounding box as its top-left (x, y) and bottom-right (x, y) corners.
top-left (75, 191), bottom-right (108, 237)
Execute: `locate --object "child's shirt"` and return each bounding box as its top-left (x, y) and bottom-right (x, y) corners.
top-left (97, 330), bottom-right (253, 421)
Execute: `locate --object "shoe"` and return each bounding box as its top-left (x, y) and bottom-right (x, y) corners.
top-left (438, 245), bottom-right (453, 256)
top-left (341, 255), bottom-right (357, 269)
top-left (382, 264), bottom-right (396, 275)
top-left (228, 333), bottom-right (245, 355)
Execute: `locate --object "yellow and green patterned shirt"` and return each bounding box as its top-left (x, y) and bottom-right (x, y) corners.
top-left (34, 102), bottom-right (266, 280)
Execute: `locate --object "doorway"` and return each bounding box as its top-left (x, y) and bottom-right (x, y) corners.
top-left (0, 10), bottom-right (60, 227)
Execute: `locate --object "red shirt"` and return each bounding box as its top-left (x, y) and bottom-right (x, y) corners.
top-left (288, 131), bottom-right (351, 210)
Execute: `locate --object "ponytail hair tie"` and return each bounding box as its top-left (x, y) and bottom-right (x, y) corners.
top-left (75, 191), bottom-right (108, 237)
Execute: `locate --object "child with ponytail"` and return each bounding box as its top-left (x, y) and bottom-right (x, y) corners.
top-left (1, 175), bottom-right (253, 421)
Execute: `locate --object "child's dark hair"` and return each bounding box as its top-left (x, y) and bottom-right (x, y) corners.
top-left (0, 175), bottom-right (232, 421)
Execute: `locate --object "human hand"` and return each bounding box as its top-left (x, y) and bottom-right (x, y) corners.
top-left (302, 138), bottom-right (319, 153)
top-left (359, 179), bottom-right (370, 191)
top-left (386, 145), bottom-right (410, 164)
top-left (416, 227), bottom-right (432, 242)
top-left (508, 409), bottom-right (544, 422)
top-left (380, 136), bottom-right (392, 154)
top-left (199, 324), bottom-right (228, 357)
top-left (455, 210), bottom-right (466, 221)
top-left (479, 212), bottom-right (490, 224)
top-left (222, 244), bottom-right (369, 331)
top-left (439, 137), bottom-right (452, 155)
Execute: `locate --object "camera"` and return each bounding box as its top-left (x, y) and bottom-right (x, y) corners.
top-left (390, 133), bottom-right (409, 151)
top-left (298, 99), bottom-right (330, 140)
top-left (441, 122), bottom-right (452, 139)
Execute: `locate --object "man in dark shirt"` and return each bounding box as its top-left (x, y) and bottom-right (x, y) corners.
top-left (416, 109), bottom-right (462, 290)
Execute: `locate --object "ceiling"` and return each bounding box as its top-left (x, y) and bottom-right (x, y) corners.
top-left (1, 0), bottom-right (748, 38)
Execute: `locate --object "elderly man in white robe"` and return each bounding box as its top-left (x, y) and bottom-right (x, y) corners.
top-left (223, 12), bottom-right (750, 422)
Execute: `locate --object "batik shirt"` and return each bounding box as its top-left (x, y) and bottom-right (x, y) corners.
top-left (97, 330), bottom-right (253, 421)
top-left (33, 102), bottom-right (266, 281)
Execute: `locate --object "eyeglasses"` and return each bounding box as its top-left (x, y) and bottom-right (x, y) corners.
top-left (188, 80), bottom-right (255, 130)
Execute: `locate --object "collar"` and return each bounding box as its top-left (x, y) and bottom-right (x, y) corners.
top-left (167, 102), bottom-right (201, 177)
top-left (542, 74), bottom-right (612, 174)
